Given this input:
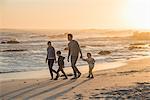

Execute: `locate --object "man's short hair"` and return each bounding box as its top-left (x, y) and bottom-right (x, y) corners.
top-left (68, 34), bottom-right (73, 38)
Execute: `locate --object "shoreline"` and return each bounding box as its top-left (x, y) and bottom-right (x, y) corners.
top-left (0, 61), bottom-right (126, 82)
top-left (0, 56), bottom-right (149, 82)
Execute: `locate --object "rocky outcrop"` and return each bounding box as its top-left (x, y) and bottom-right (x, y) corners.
top-left (128, 46), bottom-right (143, 50)
top-left (1, 40), bottom-right (20, 44)
top-left (2, 49), bottom-right (27, 52)
top-left (128, 43), bottom-right (147, 50)
top-left (98, 50), bottom-right (111, 55)
top-left (132, 32), bottom-right (150, 40)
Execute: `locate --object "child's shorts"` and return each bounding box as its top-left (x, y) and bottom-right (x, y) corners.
top-left (89, 64), bottom-right (94, 69)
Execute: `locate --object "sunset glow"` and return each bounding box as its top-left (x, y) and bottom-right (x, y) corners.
top-left (0, 0), bottom-right (150, 29)
top-left (123, 0), bottom-right (150, 29)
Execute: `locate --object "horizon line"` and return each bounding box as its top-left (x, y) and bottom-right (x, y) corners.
top-left (1, 28), bottom-right (150, 31)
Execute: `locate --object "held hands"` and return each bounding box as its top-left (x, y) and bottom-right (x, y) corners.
top-left (55, 60), bottom-right (58, 63)
top-left (81, 57), bottom-right (86, 61)
top-left (82, 58), bottom-right (84, 61)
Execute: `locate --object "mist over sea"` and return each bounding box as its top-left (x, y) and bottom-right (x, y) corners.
top-left (0, 29), bottom-right (150, 73)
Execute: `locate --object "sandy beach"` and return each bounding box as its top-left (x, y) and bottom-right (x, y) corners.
top-left (0, 57), bottom-right (150, 100)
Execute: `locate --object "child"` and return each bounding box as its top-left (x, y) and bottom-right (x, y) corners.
top-left (46, 41), bottom-right (57, 80)
top-left (82, 53), bottom-right (95, 78)
top-left (54, 51), bottom-right (68, 80)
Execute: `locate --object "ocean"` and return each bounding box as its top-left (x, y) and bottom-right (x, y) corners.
top-left (0, 29), bottom-right (150, 73)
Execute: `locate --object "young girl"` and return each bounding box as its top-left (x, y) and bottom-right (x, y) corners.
top-left (82, 53), bottom-right (95, 78)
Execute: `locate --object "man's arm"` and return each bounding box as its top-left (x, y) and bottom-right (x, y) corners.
top-left (77, 41), bottom-right (82, 58)
top-left (67, 49), bottom-right (70, 62)
top-left (79, 49), bottom-right (83, 58)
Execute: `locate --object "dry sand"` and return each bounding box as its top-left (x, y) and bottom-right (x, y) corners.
top-left (0, 57), bottom-right (150, 100)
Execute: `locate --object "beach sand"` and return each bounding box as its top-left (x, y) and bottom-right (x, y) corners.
top-left (0, 57), bottom-right (150, 99)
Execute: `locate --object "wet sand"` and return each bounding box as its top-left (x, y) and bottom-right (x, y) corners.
top-left (0, 57), bottom-right (150, 99)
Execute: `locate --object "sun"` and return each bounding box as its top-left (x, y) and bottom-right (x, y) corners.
top-left (124, 0), bottom-right (150, 29)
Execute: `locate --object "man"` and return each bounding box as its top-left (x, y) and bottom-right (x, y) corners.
top-left (67, 34), bottom-right (82, 79)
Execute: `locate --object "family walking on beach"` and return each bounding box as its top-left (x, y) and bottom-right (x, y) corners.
top-left (46, 34), bottom-right (95, 80)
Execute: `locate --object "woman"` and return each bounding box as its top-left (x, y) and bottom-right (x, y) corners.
top-left (46, 41), bottom-right (57, 80)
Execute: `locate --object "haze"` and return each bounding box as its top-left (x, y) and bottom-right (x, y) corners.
top-left (0, 0), bottom-right (150, 29)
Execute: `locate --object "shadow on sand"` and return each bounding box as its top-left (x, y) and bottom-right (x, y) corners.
top-left (25, 79), bottom-right (78, 99)
top-left (44, 78), bottom-right (91, 100)
top-left (0, 79), bottom-right (58, 99)
top-left (1, 78), bottom-right (91, 99)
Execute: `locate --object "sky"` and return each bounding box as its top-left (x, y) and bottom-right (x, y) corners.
top-left (0, 0), bottom-right (150, 29)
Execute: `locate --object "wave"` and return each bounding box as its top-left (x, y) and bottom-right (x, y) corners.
top-left (48, 33), bottom-right (67, 39)
top-left (132, 31), bottom-right (150, 40)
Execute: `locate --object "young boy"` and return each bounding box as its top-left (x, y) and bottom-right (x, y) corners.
top-left (82, 53), bottom-right (95, 78)
top-left (54, 51), bottom-right (68, 80)
top-left (46, 41), bottom-right (57, 80)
